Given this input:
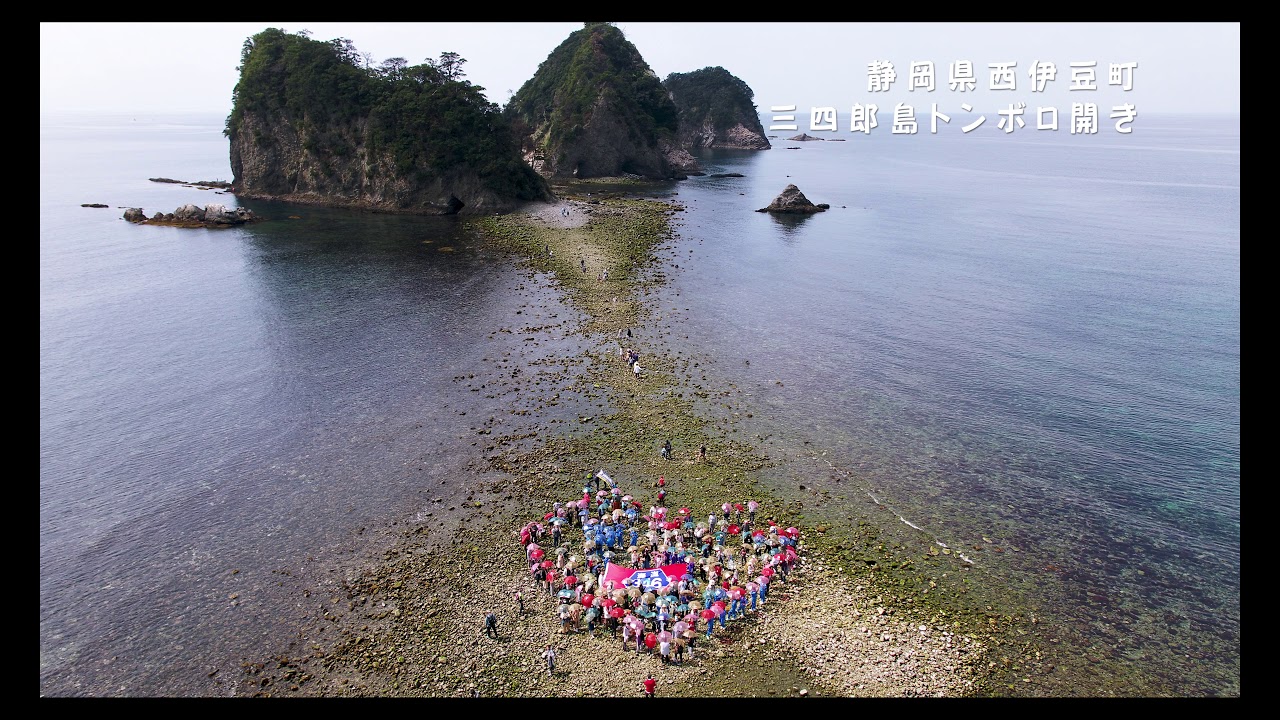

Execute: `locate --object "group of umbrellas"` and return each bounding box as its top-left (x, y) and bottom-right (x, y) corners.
top-left (521, 476), bottom-right (804, 653)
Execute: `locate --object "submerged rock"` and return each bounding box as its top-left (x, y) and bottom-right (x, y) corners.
top-left (756, 184), bottom-right (828, 214)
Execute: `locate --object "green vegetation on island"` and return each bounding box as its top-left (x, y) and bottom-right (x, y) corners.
top-left (503, 22), bottom-right (685, 179)
top-left (663, 66), bottom-right (770, 150)
top-left (226, 28), bottom-right (549, 212)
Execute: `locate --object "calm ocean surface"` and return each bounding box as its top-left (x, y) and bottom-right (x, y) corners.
top-left (40, 111), bottom-right (1238, 696)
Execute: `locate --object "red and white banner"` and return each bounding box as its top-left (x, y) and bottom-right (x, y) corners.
top-left (600, 562), bottom-right (688, 591)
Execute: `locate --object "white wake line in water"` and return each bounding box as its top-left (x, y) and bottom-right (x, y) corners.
top-left (819, 456), bottom-right (975, 566)
top-left (883, 156), bottom-right (1240, 191)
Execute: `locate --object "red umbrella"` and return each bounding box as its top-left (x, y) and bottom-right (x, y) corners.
top-left (712, 601), bottom-right (726, 612)
top-left (761, 567), bottom-right (774, 577)
top-left (727, 524), bottom-right (740, 534)
top-left (785, 547), bottom-right (797, 560)
top-left (581, 593), bottom-right (595, 607)
top-left (644, 633), bottom-right (657, 649)
top-left (609, 607), bottom-right (625, 618)
top-left (543, 512), bottom-right (554, 520)
top-left (786, 527), bottom-right (799, 537)
top-left (664, 521), bottom-right (680, 530)
top-left (752, 530), bottom-right (767, 538)
top-left (540, 560), bottom-right (554, 569)
top-left (679, 507), bottom-right (690, 515)
top-left (733, 503), bottom-right (745, 512)
top-left (699, 609), bottom-right (716, 620)
top-left (602, 598), bottom-right (617, 609)
top-left (564, 575), bottom-right (577, 586)
top-left (530, 548), bottom-right (545, 561)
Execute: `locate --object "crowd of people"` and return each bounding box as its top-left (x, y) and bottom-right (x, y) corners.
top-left (514, 470), bottom-right (802, 665)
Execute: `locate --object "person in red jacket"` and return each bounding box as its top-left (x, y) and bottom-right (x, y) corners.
top-left (642, 673), bottom-right (657, 697)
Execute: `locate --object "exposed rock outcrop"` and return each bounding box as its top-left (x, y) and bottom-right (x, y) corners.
top-left (149, 178), bottom-right (234, 189)
top-left (787, 133), bottom-right (825, 141)
top-left (124, 203), bottom-right (261, 227)
top-left (663, 66), bottom-right (770, 151)
top-left (756, 184), bottom-right (829, 214)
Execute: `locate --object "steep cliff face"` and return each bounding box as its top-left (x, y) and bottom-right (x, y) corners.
top-left (226, 28), bottom-right (550, 214)
top-left (229, 111), bottom-right (523, 213)
top-left (504, 23), bottom-right (696, 180)
top-left (663, 66), bottom-right (770, 151)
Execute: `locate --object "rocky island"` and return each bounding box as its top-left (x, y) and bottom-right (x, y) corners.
top-left (226, 28), bottom-right (551, 215)
top-left (664, 66), bottom-right (771, 151)
top-left (757, 184), bottom-right (829, 214)
top-left (123, 203), bottom-right (261, 227)
top-left (503, 23), bottom-right (697, 180)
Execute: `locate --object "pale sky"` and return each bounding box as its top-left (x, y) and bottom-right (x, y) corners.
top-left (40, 22), bottom-right (1239, 117)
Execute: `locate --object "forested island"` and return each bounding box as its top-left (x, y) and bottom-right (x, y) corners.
top-left (226, 23), bottom-right (769, 213)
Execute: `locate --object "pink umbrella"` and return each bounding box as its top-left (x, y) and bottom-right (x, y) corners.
top-left (746, 581), bottom-right (759, 593)
top-left (673, 621), bottom-right (690, 634)
top-left (683, 613), bottom-right (698, 623)
top-left (712, 601), bottom-right (726, 611)
top-left (721, 503), bottom-right (730, 513)
top-left (597, 491), bottom-right (606, 498)
top-left (786, 527), bottom-right (799, 538)
top-left (747, 500), bottom-right (759, 512)
top-left (657, 631), bottom-right (673, 643)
